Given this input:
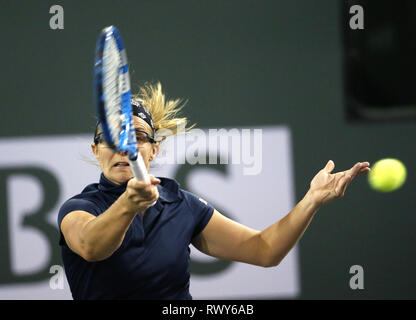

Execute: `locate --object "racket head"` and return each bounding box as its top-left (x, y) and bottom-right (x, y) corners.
top-left (94, 26), bottom-right (138, 160)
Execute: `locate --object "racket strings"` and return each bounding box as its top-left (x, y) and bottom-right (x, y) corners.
top-left (102, 37), bottom-right (123, 145)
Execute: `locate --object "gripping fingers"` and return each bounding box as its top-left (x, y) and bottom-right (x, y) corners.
top-left (139, 185), bottom-right (159, 202)
top-left (127, 179), bottom-right (159, 201)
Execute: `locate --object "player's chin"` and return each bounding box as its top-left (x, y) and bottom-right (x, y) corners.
top-left (111, 168), bottom-right (134, 184)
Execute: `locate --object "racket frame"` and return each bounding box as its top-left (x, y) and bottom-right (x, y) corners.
top-left (94, 26), bottom-right (150, 183)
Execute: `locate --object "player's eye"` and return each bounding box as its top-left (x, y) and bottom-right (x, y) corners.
top-left (135, 130), bottom-right (155, 144)
top-left (136, 133), bottom-right (148, 143)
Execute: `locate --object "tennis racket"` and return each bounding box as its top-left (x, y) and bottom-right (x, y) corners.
top-left (94, 25), bottom-right (150, 184)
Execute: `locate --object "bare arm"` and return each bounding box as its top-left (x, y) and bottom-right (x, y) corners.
top-left (60, 176), bottom-right (160, 262)
top-left (193, 161), bottom-right (370, 267)
top-left (192, 210), bottom-right (265, 266)
top-left (192, 196), bottom-right (318, 268)
top-left (255, 191), bottom-right (319, 266)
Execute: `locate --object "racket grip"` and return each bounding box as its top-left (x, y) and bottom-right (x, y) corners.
top-left (129, 156), bottom-right (157, 207)
top-left (129, 155), bottom-right (149, 182)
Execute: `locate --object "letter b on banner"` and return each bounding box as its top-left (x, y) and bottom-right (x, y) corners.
top-left (0, 167), bottom-right (61, 284)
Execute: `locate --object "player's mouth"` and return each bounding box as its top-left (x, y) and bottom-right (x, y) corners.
top-left (114, 162), bottom-right (129, 167)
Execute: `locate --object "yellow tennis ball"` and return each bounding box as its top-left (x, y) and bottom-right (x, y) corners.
top-left (368, 158), bottom-right (407, 192)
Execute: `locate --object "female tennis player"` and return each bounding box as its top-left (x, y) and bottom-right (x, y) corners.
top-left (58, 82), bottom-right (370, 299)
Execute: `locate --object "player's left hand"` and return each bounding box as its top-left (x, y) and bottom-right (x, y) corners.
top-left (307, 160), bottom-right (370, 206)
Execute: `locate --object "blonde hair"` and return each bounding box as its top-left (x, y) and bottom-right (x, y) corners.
top-left (87, 82), bottom-right (191, 167)
top-left (132, 82), bottom-right (194, 142)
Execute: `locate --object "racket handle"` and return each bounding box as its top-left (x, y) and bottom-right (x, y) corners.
top-left (129, 156), bottom-right (157, 207)
top-left (129, 155), bottom-right (149, 183)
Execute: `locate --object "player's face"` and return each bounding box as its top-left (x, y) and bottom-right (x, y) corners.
top-left (91, 116), bottom-right (159, 185)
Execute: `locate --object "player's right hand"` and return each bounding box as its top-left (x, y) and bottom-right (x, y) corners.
top-left (122, 175), bottom-right (160, 214)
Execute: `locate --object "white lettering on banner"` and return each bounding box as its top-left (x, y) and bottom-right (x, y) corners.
top-left (0, 127), bottom-right (298, 299)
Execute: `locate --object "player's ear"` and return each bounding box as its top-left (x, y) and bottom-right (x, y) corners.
top-left (150, 142), bottom-right (160, 161)
top-left (91, 143), bottom-right (99, 159)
